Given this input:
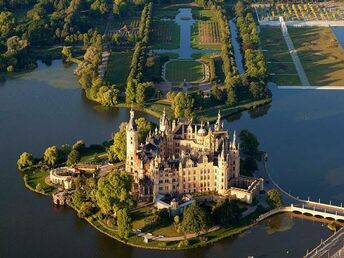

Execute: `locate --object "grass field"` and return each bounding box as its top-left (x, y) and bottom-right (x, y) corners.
top-left (25, 170), bottom-right (55, 194)
top-left (165, 60), bottom-right (204, 82)
top-left (104, 51), bottom-right (132, 89)
top-left (260, 27), bottom-right (301, 86)
top-left (151, 21), bottom-right (180, 49)
top-left (289, 27), bottom-right (344, 86)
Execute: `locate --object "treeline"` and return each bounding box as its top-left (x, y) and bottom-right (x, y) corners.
top-left (214, 5), bottom-right (238, 85)
top-left (125, 2), bottom-right (154, 105)
top-left (235, 1), bottom-right (269, 100)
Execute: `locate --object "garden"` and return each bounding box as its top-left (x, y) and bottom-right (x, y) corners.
top-left (255, 2), bottom-right (344, 21)
top-left (165, 60), bottom-right (205, 83)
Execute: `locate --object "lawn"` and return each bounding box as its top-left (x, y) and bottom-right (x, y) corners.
top-left (104, 51), bottom-right (132, 89)
top-left (289, 27), bottom-right (344, 86)
top-left (165, 60), bottom-right (205, 82)
top-left (259, 27), bottom-right (301, 86)
top-left (151, 20), bottom-right (180, 49)
top-left (25, 170), bottom-right (56, 194)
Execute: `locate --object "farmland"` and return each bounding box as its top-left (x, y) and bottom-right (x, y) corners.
top-left (165, 60), bottom-right (205, 82)
top-left (255, 2), bottom-right (344, 21)
top-left (150, 21), bottom-right (180, 49)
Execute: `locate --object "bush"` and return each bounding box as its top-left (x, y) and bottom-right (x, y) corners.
top-left (177, 239), bottom-right (189, 248)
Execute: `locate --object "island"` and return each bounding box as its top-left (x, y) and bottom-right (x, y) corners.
top-left (18, 109), bottom-right (283, 250)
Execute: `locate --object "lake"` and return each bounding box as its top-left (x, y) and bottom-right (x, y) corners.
top-left (1, 60), bottom-right (342, 258)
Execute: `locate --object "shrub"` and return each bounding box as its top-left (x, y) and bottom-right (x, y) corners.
top-left (177, 239), bottom-right (189, 248)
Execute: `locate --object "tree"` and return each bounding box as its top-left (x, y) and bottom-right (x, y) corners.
top-left (67, 150), bottom-right (80, 166)
top-left (171, 92), bottom-right (193, 119)
top-left (212, 199), bottom-right (241, 228)
top-left (17, 152), bottom-right (34, 170)
top-left (267, 189), bottom-right (283, 208)
top-left (239, 129), bottom-right (259, 155)
top-left (43, 146), bottom-right (59, 167)
top-left (61, 46), bottom-right (72, 61)
top-left (117, 208), bottom-right (132, 239)
top-left (73, 140), bottom-right (86, 153)
top-left (108, 123), bottom-right (126, 162)
top-left (181, 203), bottom-right (208, 235)
top-left (96, 171), bottom-right (133, 215)
top-left (135, 117), bottom-right (152, 144)
top-left (78, 202), bottom-right (94, 218)
top-left (135, 83), bottom-right (145, 105)
top-left (226, 87), bottom-right (238, 107)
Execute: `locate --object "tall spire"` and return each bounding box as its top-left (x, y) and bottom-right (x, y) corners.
top-left (215, 109), bottom-right (222, 131)
top-left (127, 109), bottom-right (137, 131)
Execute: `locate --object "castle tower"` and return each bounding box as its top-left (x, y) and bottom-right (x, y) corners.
top-left (159, 108), bottom-right (169, 133)
top-left (215, 110), bottom-right (222, 131)
top-left (126, 109), bottom-right (138, 174)
top-left (217, 145), bottom-right (229, 195)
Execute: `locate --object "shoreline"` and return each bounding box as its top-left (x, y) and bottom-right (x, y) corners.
top-left (22, 177), bottom-right (259, 251)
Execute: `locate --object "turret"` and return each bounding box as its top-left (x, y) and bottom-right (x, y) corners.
top-left (160, 108), bottom-right (169, 133)
top-left (215, 110), bottom-right (222, 131)
top-left (126, 109), bottom-right (139, 173)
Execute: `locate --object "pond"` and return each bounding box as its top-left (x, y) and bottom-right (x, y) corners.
top-left (0, 61), bottom-right (342, 258)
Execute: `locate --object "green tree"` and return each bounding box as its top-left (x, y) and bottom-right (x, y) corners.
top-left (61, 46), bottom-right (72, 61)
top-left (67, 150), bottom-right (80, 166)
top-left (135, 83), bottom-right (145, 105)
top-left (267, 189), bottom-right (283, 208)
top-left (108, 123), bottom-right (126, 162)
top-left (181, 203), bottom-right (208, 235)
top-left (78, 202), bottom-right (94, 218)
top-left (73, 140), bottom-right (86, 153)
top-left (226, 87), bottom-right (238, 107)
top-left (17, 152), bottom-right (34, 170)
top-left (212, 199), bottom-right (241, 228)
top-left (96, 171), bottom-right (133, 215)
top-left (239, 129), bottom-right (259, 154)
top-left (136, 117), bottom-right (152, 144)
top-left (43, 146), bottom-right (59, 167)
top-left (117, 208), bottom-right (132, 239)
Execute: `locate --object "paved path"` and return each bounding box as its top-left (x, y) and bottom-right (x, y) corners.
top-left (279, 17), bottom-right (310, 87)
top-left (135, 226), bottom-right (220, 242)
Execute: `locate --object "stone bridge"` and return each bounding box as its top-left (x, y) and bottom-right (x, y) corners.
top-left (257, 204), bottom-right (344, 223)
top-left (304, 226), bottom-right (344, 258)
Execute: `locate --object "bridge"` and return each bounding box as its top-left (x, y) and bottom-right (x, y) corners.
top-left (304, 226), bottom-right (344, 258)
top-left (256, 204), bottom-right (344, 223)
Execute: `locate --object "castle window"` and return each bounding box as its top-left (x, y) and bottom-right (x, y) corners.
top-left (159, 187), bottom-right (163, 191)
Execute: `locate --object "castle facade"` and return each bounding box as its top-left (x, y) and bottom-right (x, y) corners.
top-left (125, 109), bottom-right (241, 198)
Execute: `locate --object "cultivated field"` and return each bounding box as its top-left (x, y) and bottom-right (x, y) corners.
top-left (289, 27), bottom-right (344, 86)
top-left (150, 20), bottom-right (180, 49)
top-left (255, 2), bottom-right (344, 21)
top-left (192, 9), bottom-right (221, 50)
top-left (165, 60), bottom-right (204, 82)
top-left (198, 21), bottom-right (221, 45)
top-left (260, 27), bottom-right (301, 85)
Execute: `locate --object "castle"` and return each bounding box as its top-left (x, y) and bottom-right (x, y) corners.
top-left (125, 109), bottom-right (257, 201)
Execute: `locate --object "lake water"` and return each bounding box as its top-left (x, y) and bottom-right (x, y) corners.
top-left (331, 26), bottom-right (344, 48)
top-left (1, 60), bottom-right (342, 257)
